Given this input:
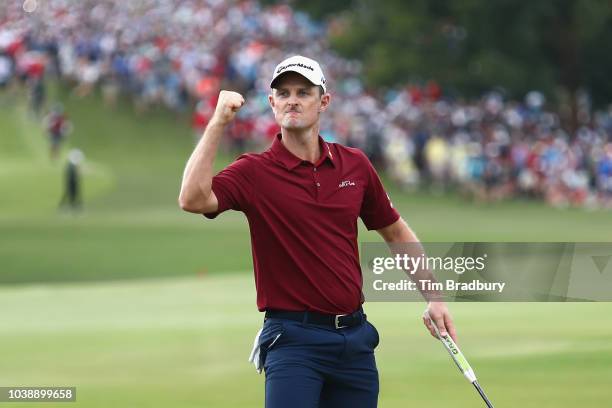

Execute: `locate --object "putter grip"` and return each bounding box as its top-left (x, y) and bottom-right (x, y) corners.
top-left (427, 314), bottom-right (477, 383)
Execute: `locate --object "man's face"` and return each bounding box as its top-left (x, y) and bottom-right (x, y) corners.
top-left (269, 72), bottom-right (330, 131)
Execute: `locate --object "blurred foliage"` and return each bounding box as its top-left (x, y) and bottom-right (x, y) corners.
top-left (272, 0), bottom-right (612, 108)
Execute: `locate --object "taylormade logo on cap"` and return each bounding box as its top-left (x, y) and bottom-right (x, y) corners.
top-left (270, 55), bottom-right (327, 93)
top-left (276, 62), bottom-right (315, 74)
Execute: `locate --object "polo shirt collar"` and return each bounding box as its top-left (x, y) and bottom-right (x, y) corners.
top-left (271, 133), bottom-right (335, 170)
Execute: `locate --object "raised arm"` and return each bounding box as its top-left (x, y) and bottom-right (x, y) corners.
top-left (178, 91), bottom-right (244, 214)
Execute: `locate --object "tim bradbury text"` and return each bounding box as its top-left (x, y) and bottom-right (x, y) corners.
top-left (372, 279), bottom-right (506, 293)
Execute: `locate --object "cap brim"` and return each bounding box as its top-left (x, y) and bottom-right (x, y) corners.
top-left (270, 71), bottom-right (323, 91)
top-left (270, 70), bottom-right (317, 88)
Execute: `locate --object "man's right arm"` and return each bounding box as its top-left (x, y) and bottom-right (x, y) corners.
top-left (178, 91), bottom-right (244, 214)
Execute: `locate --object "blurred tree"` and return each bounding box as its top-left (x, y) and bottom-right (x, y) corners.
top-left (272, 0), bottom-right (612, 130)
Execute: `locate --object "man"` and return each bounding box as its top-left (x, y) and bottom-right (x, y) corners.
top-left (45, 104), bottom-right (70, 160)
top-left (58, 149), bottom-right (84, 212)
top-left (179, 55), bottom-right (456, 407)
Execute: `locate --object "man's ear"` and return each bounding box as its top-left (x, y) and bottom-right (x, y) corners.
top-left (319, 93), bottom-right (331, 113)
top-left (268, 93), bottom-right (276, 112)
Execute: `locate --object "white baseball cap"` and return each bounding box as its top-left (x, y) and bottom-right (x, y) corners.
top-left (270, 55), bottom-right (327, 93)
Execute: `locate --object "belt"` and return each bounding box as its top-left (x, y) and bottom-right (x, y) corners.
top-left (265, 307), bottom-right (366, 329)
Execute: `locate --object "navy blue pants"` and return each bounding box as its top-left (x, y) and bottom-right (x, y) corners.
top-left (258, 316), bottom-right (380, 408)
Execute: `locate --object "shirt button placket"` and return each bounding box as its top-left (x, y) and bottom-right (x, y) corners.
top-left (313, 167), bottom-right (320, 200)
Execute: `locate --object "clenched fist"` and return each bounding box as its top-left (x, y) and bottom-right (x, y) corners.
top-left (212, 90), bottom-right (245, 125)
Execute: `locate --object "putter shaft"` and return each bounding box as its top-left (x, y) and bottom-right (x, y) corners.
top-left (473, 381), bottom-right (494, 408)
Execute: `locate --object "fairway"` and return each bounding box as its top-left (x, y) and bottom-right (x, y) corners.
top-left (1, 275), bottom-right (612, 407)
top-left (2, 86), bottom-right (612, 407)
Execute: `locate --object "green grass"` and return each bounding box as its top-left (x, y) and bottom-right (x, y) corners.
top-left (0, 276), bottom-right (611, 407)
top-left (0, 85), bottom-right (254, 283)
top-left (1, 84), bottom-right (612, 407)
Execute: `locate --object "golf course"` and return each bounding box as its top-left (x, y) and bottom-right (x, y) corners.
top-left (1, 85), bottom-right (611, 407)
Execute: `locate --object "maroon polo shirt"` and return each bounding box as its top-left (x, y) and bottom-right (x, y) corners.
top-left (204, 134), bottom-right (399, 314)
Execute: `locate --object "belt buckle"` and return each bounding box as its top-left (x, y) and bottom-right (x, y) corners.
top-left (334, 314), bottom-right (348, 329)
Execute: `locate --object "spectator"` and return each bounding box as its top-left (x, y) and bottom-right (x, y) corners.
top-left (44, 104), bottom-right (70, 160)
top-left (59, 149), bottom-right (84, 212)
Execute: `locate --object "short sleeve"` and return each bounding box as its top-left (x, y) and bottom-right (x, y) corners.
top-left (359, 153), bottom-right (400, 230)
top-left (203, 154), bottom-right (255, 219)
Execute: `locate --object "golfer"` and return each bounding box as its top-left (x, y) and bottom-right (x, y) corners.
top-left (179, 55), bottom-right (456, 408)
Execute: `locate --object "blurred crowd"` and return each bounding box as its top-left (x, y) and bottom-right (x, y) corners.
top-left (376, 91), bottom-right (612, 208)
top-left (1, 0), bottom-right (610, 208)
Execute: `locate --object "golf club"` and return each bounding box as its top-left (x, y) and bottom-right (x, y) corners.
top-left (426, 313), bottom-right (495, 408)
